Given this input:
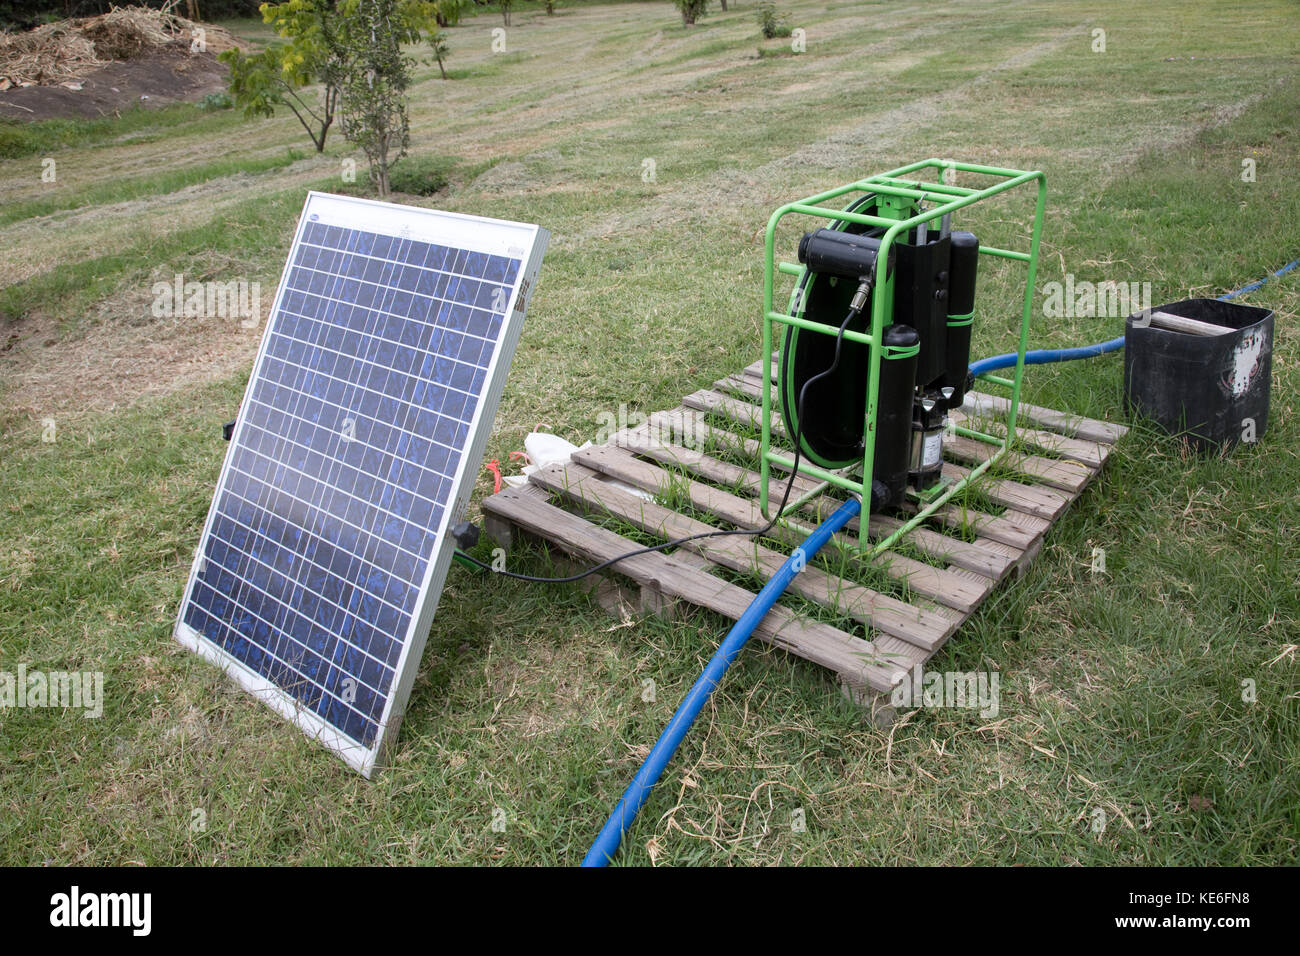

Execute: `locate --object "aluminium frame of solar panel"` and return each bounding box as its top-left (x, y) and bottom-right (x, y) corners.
top-left (174, 191), bottom-right (548, 776)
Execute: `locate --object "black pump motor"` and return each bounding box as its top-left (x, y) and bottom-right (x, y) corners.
top-left (778, 195), bottom-right (980, 511)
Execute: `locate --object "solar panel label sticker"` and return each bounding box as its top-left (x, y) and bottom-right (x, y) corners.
top-left (175, 192), bottom-right (548, 776)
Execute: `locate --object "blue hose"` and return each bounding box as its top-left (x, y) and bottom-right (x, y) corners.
top-left (968, 337), bottom-right (1123, 377)
top-left (967, 258), bottom-right (1298, 377)
top-left (581, 495), bottom-right (863, 867)
top-left (1220, 257), bottom-right (1298, 301)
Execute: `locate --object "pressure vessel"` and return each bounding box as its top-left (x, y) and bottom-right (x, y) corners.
top-left (940, 230), bottom-right (979, 409)
top-left (871, 323), bottom-right (919, 511)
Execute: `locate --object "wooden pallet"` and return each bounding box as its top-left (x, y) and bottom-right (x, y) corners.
top-left (481, 357), bottom-right (1127, 712)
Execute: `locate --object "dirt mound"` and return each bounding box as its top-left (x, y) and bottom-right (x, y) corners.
top-left (0, 4), bottom-right (239, 90)
top-left (0, 45), bottom-right (231, 121)
top-left (0, 23), bottom-right (99, 88)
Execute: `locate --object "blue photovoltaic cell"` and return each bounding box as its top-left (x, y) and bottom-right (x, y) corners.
top-left (180, 214), bottom-right (524, 752)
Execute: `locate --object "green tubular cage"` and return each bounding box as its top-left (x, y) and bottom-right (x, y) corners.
top-left (759, 158), bottom-right (1047, 552)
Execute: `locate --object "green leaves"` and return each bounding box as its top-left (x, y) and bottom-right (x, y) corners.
top-left (222, 1), bottom-right (344, 152)
top-left (336, 0), bottom-right (415, 195)
top-left (224, 0), bottom-right (448, 162)
top-left (220, 47), bottom-right (285, 121)
top-left (672, 0), bottom-right (710, 26)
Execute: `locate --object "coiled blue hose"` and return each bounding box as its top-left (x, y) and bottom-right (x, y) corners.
top-left (967, 258), bottom-right (1298, 377)
top-left (581, 495), bottom-right (863, 867)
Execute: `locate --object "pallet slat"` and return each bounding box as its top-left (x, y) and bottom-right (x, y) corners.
top-left (616, 426), bottom-right (1017, 583)
top-left (531, 461), bottom-right (954, 653)
top-left (649, 408), bottom-right (1036, 572)
top-left (480, 483), bottom-right (912, 693)
top-left (965, 391), bottom-right (1128, 444)
top-left (950, 407), bottom-right (1107, 468)
top-left (576, 441), bottom-right (995, 616)
top-left (480, 356), bottom-right (1125, 709)
top-left (943, 433), bottom-right (1094, 494)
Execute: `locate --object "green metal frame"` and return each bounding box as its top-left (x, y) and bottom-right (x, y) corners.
top-left (758, 158), bottom-right (1047, 552)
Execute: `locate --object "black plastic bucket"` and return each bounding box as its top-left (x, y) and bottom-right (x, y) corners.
top-left (1123, 298), bottom-right (1273, 453)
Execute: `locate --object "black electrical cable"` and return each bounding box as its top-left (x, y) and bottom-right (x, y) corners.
top-left (456, 282), bottom-right (872, 584)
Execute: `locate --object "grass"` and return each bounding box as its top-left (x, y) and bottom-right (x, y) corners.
top-left (1, 0), bottom-right (1298, 866)
top-left (0, 186), bottom-right (308, 327)
top-left (0, 101), bottom-right (249, 160)
top-left (0, 148), bottom-right (305, 228)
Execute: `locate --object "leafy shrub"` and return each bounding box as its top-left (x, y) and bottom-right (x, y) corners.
top-left (199, 92), bottom-right (233, 111)
top-left (672, 0), bottom-right (709, 26)
top-left (386, 153), bottom-right (458, 196)
top-left (757, 2), bottom-right (792, 39)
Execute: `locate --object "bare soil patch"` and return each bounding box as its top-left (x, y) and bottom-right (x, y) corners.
top-left (0, 5), bottom-right (240, 122)
top-left (1, 294), bottom-right (260, 419)
top-left (0, 44), bottom-right (230, 122)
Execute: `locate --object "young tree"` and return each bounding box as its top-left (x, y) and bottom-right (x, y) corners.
top-left (756, 1), bottom-right (790, 38)
top-left (222, 1), bottom-right (456, 160)
top-left (220, 0), bottom-right (349, 153)
top-left (499, 0), bottom-right (512, 27)
top-left (672, 0), bottom-right (709, 26)
top-left (428, 27), bottom-right (450, 79)
top-left (337, 0), bottom-right (414, 196)
top-left (419, 0), bottom-right (465, 78)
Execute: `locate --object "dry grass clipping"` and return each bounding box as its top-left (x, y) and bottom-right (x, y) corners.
top-left (0, 3), bottom-right (239, 89)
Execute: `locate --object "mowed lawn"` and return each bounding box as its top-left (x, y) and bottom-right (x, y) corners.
top-left (1, 0), bottom-right (1297, 865)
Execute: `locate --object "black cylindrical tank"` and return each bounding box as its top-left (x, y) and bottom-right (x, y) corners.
top-left (939, 230), bottom-right (979, 409)
top-left (871, 323), bottom-right (919, 511)
top-left (891, 234), bottom-right (951, 389)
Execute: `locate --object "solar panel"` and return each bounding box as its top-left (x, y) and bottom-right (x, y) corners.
top-left (174, 191), bottom-right (548, 776)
